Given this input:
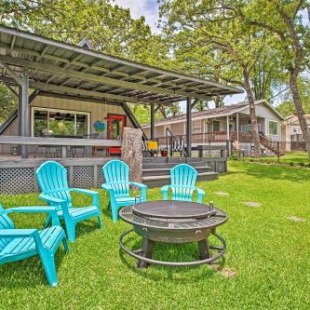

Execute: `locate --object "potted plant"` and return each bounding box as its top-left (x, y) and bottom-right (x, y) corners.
top-left (160, 146), bottom-right (168, 157)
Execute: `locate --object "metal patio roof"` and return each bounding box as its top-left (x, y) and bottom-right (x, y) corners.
top-left (0, 25), bottom-right (243, 105)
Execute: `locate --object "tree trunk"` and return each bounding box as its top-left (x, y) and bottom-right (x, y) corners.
top-left (243, 70), bottom-right (261, 158)
top-left (289, 69), bottom-right (310, 162)
top-left (121, 127), bottom-right (143, 182)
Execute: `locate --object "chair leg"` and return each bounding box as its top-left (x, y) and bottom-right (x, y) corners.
top-left (64, 220), bottom-right (76, 243)
top-left (97, 215), bottom-right (103, 228)
top-left (44, 215), bottom-right (52, 229)
top-left (106, 201), bottom-right (111, 211)
top-left (111, 206), bottom-right (119, 222)
top-left (62, 237), bottom-right (69, 253)
top-left (40, 251), bottom-right (58, 287)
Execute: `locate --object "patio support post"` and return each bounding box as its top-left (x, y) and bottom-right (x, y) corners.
top-left (226, 115), bottom-right (230, 140)
top-left (0, 63), bottom-right (29, 158)
top-left (226, 115), bottom-right (230, 156)
top-left (150, 103), bottom-right (155, 140)
top-left (19, 69), bottom-right (29, 158)
top-left (236, 113), bottom-right (240, 141)
top-left (186, 97), bottom-right (192, 157)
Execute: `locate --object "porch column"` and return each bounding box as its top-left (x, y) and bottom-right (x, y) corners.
top-left (150, 103), bottom-right (155, 140)
top-left (226, 115), bottom-right (230, 140)
top-left (236, 113), bottom-right (240, 141)
top-left (186, 97), bottom-right (192, 157)
top-left (0, 64), bottom-right (29, 158)
top-left (19, 70), bottom-right (29, 158)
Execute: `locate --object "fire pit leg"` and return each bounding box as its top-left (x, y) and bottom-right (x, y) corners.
top-left (137, 238), bottom-right (154, 268)
top-left (198, 240), bottom-right (210, 260)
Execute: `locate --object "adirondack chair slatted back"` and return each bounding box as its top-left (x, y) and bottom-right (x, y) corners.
top-left (0, 204), bottom-right (14, 252)
top-left (103, 160), bottom-right (130, 198)
top-left (171, 164), bottom-right (198, 201)
top-left (36, 161), bottom-right (72, 208)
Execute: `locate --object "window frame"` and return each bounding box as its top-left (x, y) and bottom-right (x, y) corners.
top-left (268, 120), bottom-right (279, 136)
top-left (31, 107), bottom-right (90, 137)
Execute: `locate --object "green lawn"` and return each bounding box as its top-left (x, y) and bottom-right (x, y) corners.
top-left (1, 161), bottom-right (310, 309)
top-left (241, 151), bottom-right (310, 166)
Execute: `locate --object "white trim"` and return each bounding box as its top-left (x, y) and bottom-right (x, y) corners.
top-left (31, 106), bottom-right (90, 137)
top-left (267, 119), bottom-right (279, 136)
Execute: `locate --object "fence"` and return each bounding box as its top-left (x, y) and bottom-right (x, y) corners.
top-left (0, 158), bottom-right (110, 194)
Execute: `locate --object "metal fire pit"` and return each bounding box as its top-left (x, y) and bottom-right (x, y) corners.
top-left (119, 200), bottom-right (228, 268)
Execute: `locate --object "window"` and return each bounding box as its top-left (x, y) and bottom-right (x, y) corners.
top-left (32, 108), bottom-right (89, 137)
top-left (268, 120), bottom-right (279, 136)
top-left (213, 121), bottom-right (220, 131)
top-left (241, 124), bottom-right (261, 132)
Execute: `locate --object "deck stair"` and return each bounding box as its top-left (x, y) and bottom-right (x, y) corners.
top-left (142, 157), bottom-right (218, 188)
top-left (259, 135), bottom-right (285, 156)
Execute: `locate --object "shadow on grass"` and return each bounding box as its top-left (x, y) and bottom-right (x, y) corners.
top-left (118, 235), bottom-right (225, 283)
top-left (0, 246), bottom-right (67, 288)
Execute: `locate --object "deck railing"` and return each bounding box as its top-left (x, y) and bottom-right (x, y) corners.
top-left (0, 136), bottom-right (121, 158)
top-left (156, 131), bottom-right (254, 145)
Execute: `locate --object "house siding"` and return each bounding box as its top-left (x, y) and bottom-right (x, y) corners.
top-left (0, 94), bottom-right (133, 155)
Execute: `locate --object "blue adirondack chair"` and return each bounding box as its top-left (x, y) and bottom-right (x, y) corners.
top-left (161, 164), bottom-right (205, 203)
top-left (0, 204), bottom-right (68, 286)
top-left (36, 161), bottom-right (102, 242)
top-left (101, 159), bottom-right (147, 222)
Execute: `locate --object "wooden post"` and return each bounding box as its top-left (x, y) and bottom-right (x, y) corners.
top-left (186, 97), bottom-right (192, 157)
top-left (150, 103), bottom-right (155, 140)
top-left (121, 127), bottom-right (143, 182)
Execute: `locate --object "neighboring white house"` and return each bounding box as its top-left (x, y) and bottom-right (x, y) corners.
top-left (282, 114), bottom-right (310, 151)
top-left (142, 99), bottom-right (284, 142)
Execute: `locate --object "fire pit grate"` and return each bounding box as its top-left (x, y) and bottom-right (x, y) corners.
top-left (132, 200), bottom-right (217, 220)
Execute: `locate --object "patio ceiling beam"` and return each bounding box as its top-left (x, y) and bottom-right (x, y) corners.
top-left (0, 55), bottom-right (213, 101)
top-left (0, 75), bottom-right (173, 106)
top-left (2, 81), bottom-right (18, 97)
top-left (0, 62), bottom-right (23, 86)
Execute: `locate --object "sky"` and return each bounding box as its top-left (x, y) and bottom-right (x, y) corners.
top-left (113, 0), bottom-right (160, 33)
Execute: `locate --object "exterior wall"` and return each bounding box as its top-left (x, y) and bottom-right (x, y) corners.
top-left (0, 94), bottom-right (133, 155)
top-left (284, 117), bottom-right (310, 151)
top-left (240, 103), bottom-right (282, 140)
top-left (31, 95), bottom-right (133, 139)
top-left (171, 122), bottom-right (185, 135)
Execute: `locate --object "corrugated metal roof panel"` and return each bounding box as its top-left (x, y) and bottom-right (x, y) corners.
top-left (0, 25), bottom-right (243, 105)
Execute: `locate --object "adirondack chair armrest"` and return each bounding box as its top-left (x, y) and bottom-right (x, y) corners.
top-left (5, 206), bottom-right (60, 226)
top-left (39, 194), bottom-right (66, 204)
top-left (128, 182), bottom-right (148, 189)
top-left (70, 188), bottom-right (100, 207)
top-left (0, 228), bottom-right (38, 238)
top-left (70, 188), bottom-right (98, 196)
top-left (129, 182), bottom-right (147, 201)
top-left (194, 187), bottom-right (205, 203)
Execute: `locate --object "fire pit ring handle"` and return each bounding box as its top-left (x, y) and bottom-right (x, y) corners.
top-left (119, 229), bottom-right (226, 267)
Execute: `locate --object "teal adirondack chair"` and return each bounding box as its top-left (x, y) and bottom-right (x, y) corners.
top-left (0, 204), bottom-right (68, 286)
top-left (101, 159), bottom-right (148, 222)
top-left (36, 161), bottom-right (102, 242)
top-left (161, 164), bottom-right (205, 203)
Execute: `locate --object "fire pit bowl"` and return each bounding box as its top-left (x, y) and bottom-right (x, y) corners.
top-left (119, 200), bottom-right (228, 268)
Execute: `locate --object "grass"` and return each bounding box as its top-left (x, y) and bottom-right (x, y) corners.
top-left (237, 151), bottom-right (310, 166)
top-left (1, 161), bottom-right (310, 309)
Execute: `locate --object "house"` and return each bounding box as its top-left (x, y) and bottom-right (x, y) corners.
top-left (282, 114), bottom-right (310, 151)
top-left (142, 99), bottom-right (285, 155)
top-left (0, 25), bottom-right (242, 193)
